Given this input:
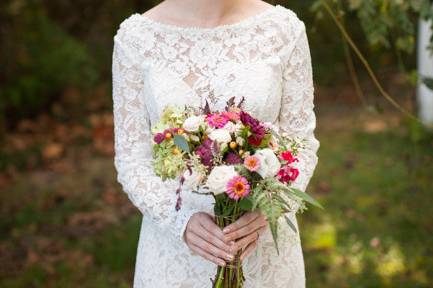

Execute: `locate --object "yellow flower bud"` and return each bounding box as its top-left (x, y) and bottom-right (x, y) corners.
top-left (229, 141), bottom-right (237, 149)
top-left (165, 132), bottom-right (172, 140)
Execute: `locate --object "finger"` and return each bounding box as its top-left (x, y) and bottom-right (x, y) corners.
top-left (188, 230), bottom-right (234, 262)
top-left (240, 241), bottom-right (257, 261)
top-left (189, 242), bottom-right (227, 266)
top-left (201, 214), bottom-right (230, 242)
top-left (224, 217), bottom-right (267, 242)
top-left (233, 231), bottom-right (258, 252)
top-left (233, 225), bottom-right (267, 252)
top-left (196, 224), bottom-right (236, 255)
top-left (222, 212), bottom-right (260, 234)
top-left (236, 230), bottom-right (259, 250)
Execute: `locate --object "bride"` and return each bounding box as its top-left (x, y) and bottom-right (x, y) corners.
top-left (111, 0), bottom-right (319, 287)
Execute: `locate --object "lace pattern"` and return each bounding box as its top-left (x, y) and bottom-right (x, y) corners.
top-left (112, 4), bottom-right (319, 287)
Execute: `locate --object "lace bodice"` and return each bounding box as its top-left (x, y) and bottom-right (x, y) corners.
top-left (112, 4), bottom-right (319, 287)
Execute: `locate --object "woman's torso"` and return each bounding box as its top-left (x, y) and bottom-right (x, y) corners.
top-left (117, 4), bottom-right (304, 126)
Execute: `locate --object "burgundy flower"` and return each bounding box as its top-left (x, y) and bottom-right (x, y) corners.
top-left (240, 111), bottom-right (258, 127)
top-left (224, 152), bottom-right (243, 165)
top-left (247, 135), bottom-right (262, 147)
top-left (240, 111), bottom-right (266, 146)
top-left (153, 133), bottom-right (165, 144)
top-left (195, 139), bottom-right (214, 167)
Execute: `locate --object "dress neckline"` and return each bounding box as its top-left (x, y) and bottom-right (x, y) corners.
top-left (137, 4), bottom-right (282, 33)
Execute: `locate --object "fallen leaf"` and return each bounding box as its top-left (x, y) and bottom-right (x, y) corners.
top-left (42, 143), bottom-right (64, 160)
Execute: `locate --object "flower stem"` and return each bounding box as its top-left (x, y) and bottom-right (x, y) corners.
top-left (213, 202), bottom-right (245, 287)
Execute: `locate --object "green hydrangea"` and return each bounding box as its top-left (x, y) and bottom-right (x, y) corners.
top-left (152, 140), bottom-right (186, 180)
top-left (161, 106), bottom-right (187, 128)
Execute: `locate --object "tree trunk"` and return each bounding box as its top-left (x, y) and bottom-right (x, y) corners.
top-left (417, 11), bottom-right (433, 128)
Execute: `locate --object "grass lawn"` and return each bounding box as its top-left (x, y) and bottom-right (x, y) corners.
top-left (1, 107), bottom-right (432, 287)
top-left (301, 110), bottom-right (433, 287)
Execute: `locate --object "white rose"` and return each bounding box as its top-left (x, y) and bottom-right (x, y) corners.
top-left (206, 165), bottom-right (238, 194)
top-left (183, 168), bottom-right (204, 190)
top-left (255, 148), bottom-right (281, 178)
top-left (183, 115), bottom-right (204, 132)
top-left (208, 129), bottom-right (232, 144)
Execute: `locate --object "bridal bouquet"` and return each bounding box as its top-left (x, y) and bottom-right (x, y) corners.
top-left (151, 98), bottom-right (322, 288)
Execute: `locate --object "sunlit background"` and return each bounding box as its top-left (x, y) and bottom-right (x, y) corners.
top-left (1, 0), bottom-right (433, 287)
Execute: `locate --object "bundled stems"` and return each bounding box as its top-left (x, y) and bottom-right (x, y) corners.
top-left (213, 204), bottom-right (245, 288)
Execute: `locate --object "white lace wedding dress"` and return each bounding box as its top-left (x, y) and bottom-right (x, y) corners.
top-left (112, 4), bottom-right (319, 288)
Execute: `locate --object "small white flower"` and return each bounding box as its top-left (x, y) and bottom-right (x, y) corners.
top-left (224, 122), bottom-right (241, 133)
top-left (189, 135), bottom-right (200, 142)
top-left (183, 168), bottom-right (205, 190)
top-left (235, 123), bottom-right (243, 132)
top-left (183, 115), bottom-right (204, 132)
top-left (208, 129), bottom-right (232, 144)
top-left (206, 165), bottom-right (238, 194)
top-left (236, 136), bottom-right (245, 146)
top-left (186, 135), bottom-right (192, 142)
top-left (254, 148), bottom-right (281, 178)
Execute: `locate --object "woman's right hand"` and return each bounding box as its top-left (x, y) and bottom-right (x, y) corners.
top-left (184, 212), bottom-right (236, 266)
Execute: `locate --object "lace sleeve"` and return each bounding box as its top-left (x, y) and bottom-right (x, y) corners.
top-left (279, 21), bottom-right (320, 194)
top-left (112, 24), bottom-right (199, 245)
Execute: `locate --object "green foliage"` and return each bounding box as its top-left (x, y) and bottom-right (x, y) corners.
top-left (310, 0), bottom-right (432, 85)
top-left (317, 0), bottom-right (433, 56)
top-left (250, 177), bottom-right (321, 254)
top-left (0, 2), bottom-right (98, 122)
top-left (346, 0), bottom-right (421, 53)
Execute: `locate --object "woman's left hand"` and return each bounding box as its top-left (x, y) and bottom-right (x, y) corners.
top-left (222, 211), bottom-right (268, 260)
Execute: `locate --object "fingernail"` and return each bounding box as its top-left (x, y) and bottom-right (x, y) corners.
top-left (219, 261), bottom-right (226, 267)
top-left (223, 227), bottom-right (230, 233)
top-left (226, 254), bottom-right (234, 260)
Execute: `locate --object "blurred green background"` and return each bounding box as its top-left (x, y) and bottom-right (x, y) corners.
top-left (1, 0), bottom-right (432, 287)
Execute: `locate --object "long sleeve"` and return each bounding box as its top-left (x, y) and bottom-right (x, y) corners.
top-left (278, 21), bottom-right (320, 194)
top-left (111, 25), bottom-right (199, 245)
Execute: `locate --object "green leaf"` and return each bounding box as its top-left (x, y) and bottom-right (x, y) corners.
top-left (284, 216), bottom-right (298, 234)
top-left (173, 135), bottom-right (190, 153)
top-left (290, 188), bottom-right (324, 209)
top-left (269, 222), bottom-right (280, 255)
top-left (221, 204), bottom-right (235, 217)
top-left (258, 133), bottom-right (272, 148)
top-left (238, 197), bottom-right (253, 210)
